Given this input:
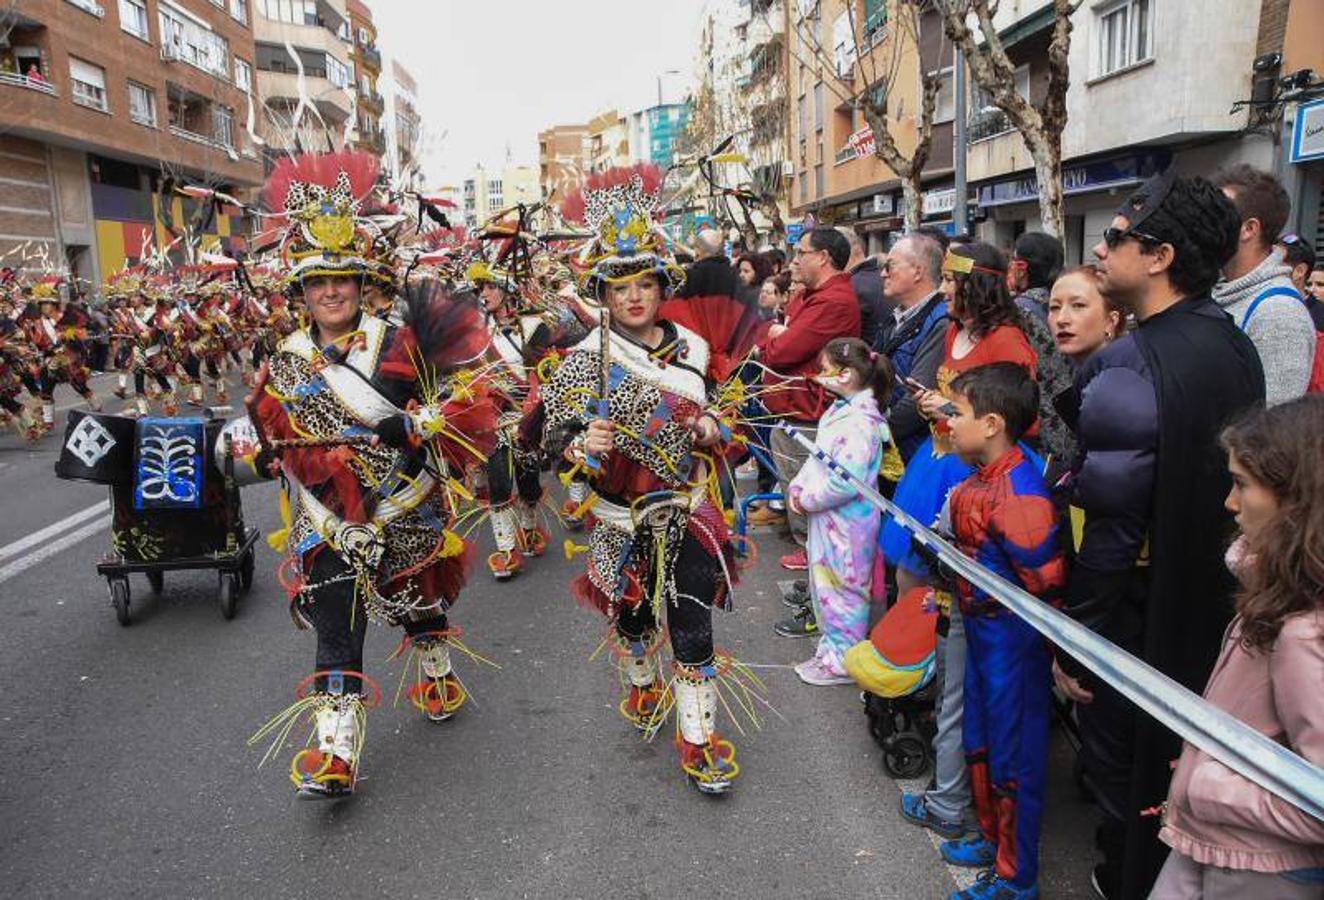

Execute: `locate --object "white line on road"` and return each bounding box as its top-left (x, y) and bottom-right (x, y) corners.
top-left (0, 501), bottom-right (109, 565)
top-left (0, 514), bottom-right (111, 584)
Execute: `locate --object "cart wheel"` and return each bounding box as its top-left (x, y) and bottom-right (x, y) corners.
top-left (218, 571), bottom-right (239, 620)
top-left (239, 550), bottom-right (255, 592)
top-left (109, 577), bottom-right (131, 627)
top-left (883, 734), bottom-right (930, 779)
top-left (146, 570), bottom-right (164, 595)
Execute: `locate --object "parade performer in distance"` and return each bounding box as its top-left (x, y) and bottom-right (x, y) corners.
top-left (522, 164), bottom-right (764, 794)
top-left (471, 258), bottom-right (552, 580)
top-left (242, 150), bottom-right (496, 800)
top-left (20, 276), bottom-right (100, 429)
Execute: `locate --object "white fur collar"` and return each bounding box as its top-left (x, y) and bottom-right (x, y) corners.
top-left (571, 322), bottom-right (709, 405)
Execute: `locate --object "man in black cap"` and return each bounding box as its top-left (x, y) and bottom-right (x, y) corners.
top-left (1051, 172), bottom-right (1265, 899)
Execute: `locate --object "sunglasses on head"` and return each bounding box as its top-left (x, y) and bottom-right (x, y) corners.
top-left (1103, 225), bottom-right (1164, 249)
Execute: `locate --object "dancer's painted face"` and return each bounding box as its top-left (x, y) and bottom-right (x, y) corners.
top-left (606, 275), bottom-right (662, 333)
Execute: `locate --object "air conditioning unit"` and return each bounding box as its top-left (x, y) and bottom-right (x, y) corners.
top-left (781, 160), bottom-right (795, 177)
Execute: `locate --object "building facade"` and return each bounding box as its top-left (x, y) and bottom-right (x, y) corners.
top-left (537, 122), bottom-right (590, 206)
top-left (345, 0), bottom-right (384, 157)
top-left (382, 58), bottom-right (420, 187)
top-left (461, 163), bottom-right (539, 229)
top-left (251, 0), bottom-right (354, 159)
top-left (0, 0), bottom-right (262, 284)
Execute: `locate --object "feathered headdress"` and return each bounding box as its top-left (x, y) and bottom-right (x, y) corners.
top-left (559, 164), bottom-right (684, 297)
top-left (261, 150), bottom-right (392, 287)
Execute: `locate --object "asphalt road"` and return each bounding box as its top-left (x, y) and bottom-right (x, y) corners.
top-left (0, 385), bottom-right (1096, 899)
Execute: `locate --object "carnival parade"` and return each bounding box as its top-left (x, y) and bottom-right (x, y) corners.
top-left (3, 1), bottom-right (1324, 898)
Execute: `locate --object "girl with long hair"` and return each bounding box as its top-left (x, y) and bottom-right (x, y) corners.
top-left (1151, 396), bottom-right (1324, 898)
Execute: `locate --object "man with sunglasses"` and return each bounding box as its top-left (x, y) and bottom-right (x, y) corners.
top-left (1053, 171), bottom-right (1264, 899)
top-left (1210, 165), bottom-right (1316, 405)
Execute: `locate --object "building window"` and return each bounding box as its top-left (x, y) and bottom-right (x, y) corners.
top-left (934, 66), bottom-right (955, 123)
top-left (65, 0), bottom-right (106, 18)
top-left (213, 104), bottom-right (234, 147)
top-left (813, 82), bottom-right (824, 131)
top-left (159, 2), bottom-right (231, 80)
top-left (230, 0), bottom-right (248, 25)
top-left (357, 27), bottom-right (371, 46)
top-left (325, 54), bottom-right (351, 88)
top-left (69, 57), bottom-right (109, 111)
top-left (1096, 0), bottom-right (1151, 78)
top-left (119, 0), bottom-right (150, 40)
top-left (798, 170), bottom-right (807, 203)
top-left (128, 81), bottom-right (156, 125)
top-left (814, 163), bottom-right (824, 197)
top-left (234, 57), bottom-right (251, 91)
top-left (256, 0), bottom-right (316, 26)
top-left (488, 179), bottom-right (502, 195)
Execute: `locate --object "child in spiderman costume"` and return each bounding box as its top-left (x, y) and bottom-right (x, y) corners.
top-left (938, 362), bottom-right (1066, 900)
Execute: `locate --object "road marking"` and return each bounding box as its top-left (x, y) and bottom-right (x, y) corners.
top-left (0, 500), bottom-right (109, 565)
top-left (0, 514), bottom-right (111, 584)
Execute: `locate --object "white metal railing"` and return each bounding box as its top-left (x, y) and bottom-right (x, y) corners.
top-left (169, 123), bottom-right (233, 154)
top-left (65, 0), bottom-right (106, 17)
top-left (0, 71), bottom-right (57, 96)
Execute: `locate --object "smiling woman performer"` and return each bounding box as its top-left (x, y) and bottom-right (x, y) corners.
top-left (241, 151), bottom-right (495, 800)
top-left (521, 165), bottom-right (752, 794)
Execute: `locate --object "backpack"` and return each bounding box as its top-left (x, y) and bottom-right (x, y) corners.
top-left (1238, 286), bottom-right (1324, 395)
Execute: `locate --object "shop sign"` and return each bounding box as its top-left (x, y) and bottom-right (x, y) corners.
top-left (976, 149), bottom-right (1170, 207)
top-left (923, 188), bottom-right (955, 217)
top-left (785, 222), bottom-right (805, 245)
top-left (870, 193), bottom-right (894, 215)
top-left (1290, 98), bottom-right (1324, 164)
top-left (848, 126), bottom-right (876, 159)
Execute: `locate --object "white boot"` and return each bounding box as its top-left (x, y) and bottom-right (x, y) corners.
top-left (487, 505), bottom-right (521, 580)
top-left (412, 641), bottom-right (465, 722)
top-left (674, 676), bottom-right (738, 794)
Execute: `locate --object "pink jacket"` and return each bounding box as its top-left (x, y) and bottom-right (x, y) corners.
top-left (1158, 609), bottom-right (1324, 873)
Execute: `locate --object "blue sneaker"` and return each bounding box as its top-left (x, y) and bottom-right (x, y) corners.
top-left (951, 870), bottom-right (1039, 900)
top-left (899, 792), bottom-right (967, 839)
top-left (940, 835), bottom-right (997, 868)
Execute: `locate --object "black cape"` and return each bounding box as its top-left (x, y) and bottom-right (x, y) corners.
top-left (1123, 294), bottom-right (1265, 894)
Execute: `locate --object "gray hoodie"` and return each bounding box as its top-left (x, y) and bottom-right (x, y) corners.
top-left (1212, 251), bottom-right (1316, 405)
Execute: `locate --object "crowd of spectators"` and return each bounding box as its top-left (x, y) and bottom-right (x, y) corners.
top-left (680, 164), bottom-right (1324, 900)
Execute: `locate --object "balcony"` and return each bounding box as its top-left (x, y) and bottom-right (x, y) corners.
top-left (357, 43), bottom-right (381, 71)
top-left (358, 88), bottom-right (384, 112)
top-left (0, 70), bottom-right (57, 97)
top-left (968, 107), bottom-right (1013, 143)
top-left (169, 124), bottom-right (236, 156)
top-left (257, 70), bottom-right (352, 121)
top-left (356, 126), bottom-right (385, 155)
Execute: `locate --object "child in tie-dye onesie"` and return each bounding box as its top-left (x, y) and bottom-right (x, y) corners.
top-left (788, 337), bottom-right (892, 685)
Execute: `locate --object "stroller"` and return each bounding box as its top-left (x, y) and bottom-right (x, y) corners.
top-left (844, 585), bottom-right (941, 778)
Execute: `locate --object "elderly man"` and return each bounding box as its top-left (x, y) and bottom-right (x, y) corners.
top-left (875, 233), bottom-right (948, 462)
top-left (677, 228), bottom-right (739, 299)
top-left (758, 227), bottom-right (860, 586)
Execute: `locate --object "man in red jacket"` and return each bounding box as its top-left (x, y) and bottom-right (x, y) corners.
top-left (757, 227), bottom-right (861, 576)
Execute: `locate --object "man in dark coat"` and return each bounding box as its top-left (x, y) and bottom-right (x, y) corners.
top-left (677, 228), bottom-right (739, 299)
top-left (1053, 172), bottom-right (1265, 899)
top-left (839, 225), bottom-right (889, 346)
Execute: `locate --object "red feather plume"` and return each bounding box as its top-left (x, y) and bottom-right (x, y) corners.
top-left (261, 149), bottom-right (381, 218)
top-left (559, 163), bottom-right (665, 225)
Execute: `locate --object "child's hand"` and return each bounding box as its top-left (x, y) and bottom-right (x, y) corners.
top-left (786, 490), bottom-right (804, 517)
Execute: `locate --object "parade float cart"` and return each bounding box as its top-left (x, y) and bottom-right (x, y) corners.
top-left (55, 409), bottom-right (258, 626)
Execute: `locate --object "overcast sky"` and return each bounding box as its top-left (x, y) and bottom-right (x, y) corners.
top-left (371, 0), bottom-right (710, 188)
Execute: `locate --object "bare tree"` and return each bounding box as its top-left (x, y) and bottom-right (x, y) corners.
top-left (779, 0), bottom-right (943, 231)
top-left (933, 0), bottom-right (1081, 237)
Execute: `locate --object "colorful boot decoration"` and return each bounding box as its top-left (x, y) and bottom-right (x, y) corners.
top-left (406, 638), bottom-right (467, 723)
top-left (613, 630), bottom-right (665, 734)
top-left (673, 671), bottom-right (740, 795)
top-left (562, 479), bottom-right (589, 531)
top-left (487, 505), bottom-right (522, 580)
top-left (516, 501), bottom-right (547, 557)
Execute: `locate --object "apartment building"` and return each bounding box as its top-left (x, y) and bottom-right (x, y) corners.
top-left (345, 0), bottom-right (384, 156)
top-left (537, 123), bottom-right (590, 205)
top-left (0, 0), bottom-right (261, 284)
top-left (785, 0), bottom-right (954, 250)
top-left (382, 58), bottom-right (420, 187)
top-left (586, 109), bottom-right (629, 174)
top-left (461, 163), bottom-right (539, 230)
top-left (251, 0), bottom-right (353, 158)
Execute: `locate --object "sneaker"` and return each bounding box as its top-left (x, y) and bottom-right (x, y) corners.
top-left (781, 578), bottom-right (811, 608)
top-left (779, 548), bottom-right (808, 571)
top-left (794, 658), bottom-right (852, 686)
top-left (773, 605), bottom-right (818, 638)
top-left (899, 792), bottom-right (967, 839)
top-left (747, 506), bottom-right (787, 528)
top-left (952, 870), bottom-right (1038, 900)
top-left (940, 835), bottom-right (997, 869)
